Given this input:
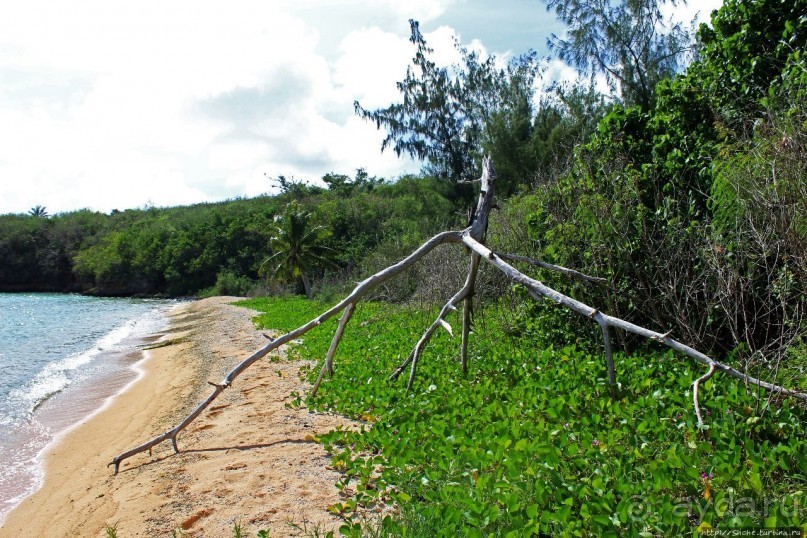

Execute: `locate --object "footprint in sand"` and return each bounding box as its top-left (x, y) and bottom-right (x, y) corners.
top-left (181, 507), bottom-right (213, 530)
top-left (206, 403), bottom-right (230, 418)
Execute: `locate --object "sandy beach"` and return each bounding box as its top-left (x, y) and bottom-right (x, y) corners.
top-left (0, 296), bottom-right (355, 537)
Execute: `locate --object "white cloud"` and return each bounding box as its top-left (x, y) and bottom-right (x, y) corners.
top-left (1, 0), bottom-right (464, 214)
top-left (0, 0), bottom-right (568, 215)
top-left (663, 0), bottom-right (723, 28)
top-left (384, 0), bottom-right (460, 23)
top-left (332, 27), bottom-right (412, 110)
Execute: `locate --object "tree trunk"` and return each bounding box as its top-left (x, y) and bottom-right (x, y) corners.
top-left (301, 272), bottom-right (312, 299)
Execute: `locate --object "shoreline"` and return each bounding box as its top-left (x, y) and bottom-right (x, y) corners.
top-left (0, 299), bottom-right (173, 524)
top-left (0, 347), bottom-right (147, 523)
top-left (0, 296), bottom-right (355, 537)
top-left (1, 348), bottom-right (153, 522)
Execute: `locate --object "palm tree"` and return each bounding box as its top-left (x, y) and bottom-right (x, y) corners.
top-left (28, 205), bottom-right (49, 218)
top-left (260, 203), bottom-right (335, 298)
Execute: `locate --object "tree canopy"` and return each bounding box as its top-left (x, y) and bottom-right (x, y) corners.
top-left (260, 202), bottom-right (336, 298)
top-left (542, 0), bottom-right (694, 110)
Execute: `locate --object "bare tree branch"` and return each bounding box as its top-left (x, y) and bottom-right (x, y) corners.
top-left (109, 156), bottom-right (806, 474)
top-left (496, 252), bottom-right (608, 286)
top-left (694, 363), bottom-right (717, 427)
top-left (460, 254), bottom-right (481, 375)
top-left (109, 230), bottom-right (461, 473)
top-left (311, 302), bottom-right (356, 397)
top-left (460, 233), bottom-right (807, 403)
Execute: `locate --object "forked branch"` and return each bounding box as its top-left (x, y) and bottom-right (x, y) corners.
top-left (387, 268), bottom-right (476, 389)
top-left (108, 230), bottom-right (461, 473)
top-left (460, 234), bottom-right (807, 403)
top-left (109, 157), bottom-right (807, 474)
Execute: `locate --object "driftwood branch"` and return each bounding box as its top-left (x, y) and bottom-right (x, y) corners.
top-left (694, 364), bottom-right (717, 427)
top-left (109, 156), bottom-right (807, 474)
top-left (311, 302), bottom-right (356, 396)
top-left (109, 229), bottom-right (461, 473)
top-left (459, 234), bottom-right (807, 406)
top-left (460, 254), bottom-right (481, 375)
top-left (496, 253), bottom-right (608, 286)
top-left (389, 157), bottom-right (496, 389)
top-left (388, 272), bottom-right (475, 389)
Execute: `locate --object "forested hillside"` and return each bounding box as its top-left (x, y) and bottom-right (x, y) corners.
top-left (0, 175), bottom-right (456, 297)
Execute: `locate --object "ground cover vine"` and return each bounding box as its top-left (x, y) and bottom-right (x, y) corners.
top-left (237, 297), bottom-right (806, 537)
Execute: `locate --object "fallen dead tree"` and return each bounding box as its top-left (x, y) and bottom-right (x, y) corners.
top-left (109, 157), bottom-right (807, 474)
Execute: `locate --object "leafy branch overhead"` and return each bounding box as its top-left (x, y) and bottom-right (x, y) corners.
top-left (543, 0), bottom-right (694, 110)
top-left (354, 20), bottom-right (545, 201)
top-left (355, 20), bottom-right (481, 185)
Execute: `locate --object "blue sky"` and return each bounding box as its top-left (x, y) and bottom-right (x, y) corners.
top-left (0, 0), bottom-right (719, 215)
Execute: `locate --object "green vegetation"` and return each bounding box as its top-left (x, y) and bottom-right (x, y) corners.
top-left (259, 202), bottom-right (337, 298)
top-left (355, 21), bottom-right (543, 203)
top-left (28, 205), bottom-right (49, 218)
top-left (0, 175), bottom-right (456, 297)
top-left (543, 0), bottom-right (693, 111)
top-left (238, 296), bottom-right (806, 536)
top-left (525, 0), bottom-right (807, 365)
top-left (104, 522), bottom-right (118, 538)
top-left (3, 0), bottom-right (806, 533)
top-left (355, 20), bottom-right (600, 200)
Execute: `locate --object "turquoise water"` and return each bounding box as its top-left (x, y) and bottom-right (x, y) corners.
top-left (0, 293), bottom-right (174, 520)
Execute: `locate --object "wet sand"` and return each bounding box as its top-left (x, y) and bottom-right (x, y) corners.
top-left (0, 348), bottom-right (146, 520)
top-left (0, 296), bottom-right (355, 537)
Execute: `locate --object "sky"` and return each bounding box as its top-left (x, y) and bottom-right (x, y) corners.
top-left (0, 0), bottom-right (720, 216)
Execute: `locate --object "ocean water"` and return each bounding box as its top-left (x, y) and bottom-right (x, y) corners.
top-left (0, 293), bottom-right (174, 521)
